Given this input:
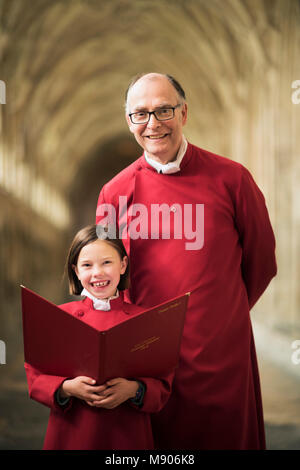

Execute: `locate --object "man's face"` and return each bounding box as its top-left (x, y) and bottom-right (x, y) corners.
top-left (126, 76), bottom-right (187, 164)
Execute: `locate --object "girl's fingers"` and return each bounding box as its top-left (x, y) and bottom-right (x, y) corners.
top-left (85, 386), bottom-right (106, 396)
top-left (80, 377), bottom-right (96, 385)
top-left (96, 387), bottom-right (113, 397)
top-left (106, 378), bottom-right (122, 386)
top-left (86, 392), bottom-right (105, 401)
top-left (93, 385), bottom-right (108, 393)
top-left (93, 396), bottom-right (117, 406)
top-left (81, 377), bottom-right (107, 390)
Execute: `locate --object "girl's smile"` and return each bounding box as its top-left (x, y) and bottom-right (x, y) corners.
top-left (73, 239), bottom-right (128, 300)
top-left (91, 280), bottom-right (109, 287)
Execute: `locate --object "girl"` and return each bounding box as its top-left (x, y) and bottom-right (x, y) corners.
top-left (24, 224), bottom-right (173, 450)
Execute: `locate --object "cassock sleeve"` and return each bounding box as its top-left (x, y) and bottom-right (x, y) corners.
top-left (130, 370), bottom-right (174, 414)
top-left (234, 166), bottom-right (277, 310)
top-left (24, 362), bottom-right (72, 412)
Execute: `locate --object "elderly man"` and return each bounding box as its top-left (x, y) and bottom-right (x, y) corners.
top-left (96, 73), bottom-right (277, 449)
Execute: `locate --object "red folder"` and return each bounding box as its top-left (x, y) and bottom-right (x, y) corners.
top-left (21, 286), bottom-right (189, 383)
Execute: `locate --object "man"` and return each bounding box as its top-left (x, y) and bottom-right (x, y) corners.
top-left (96, 73), bottom-right (277, 449)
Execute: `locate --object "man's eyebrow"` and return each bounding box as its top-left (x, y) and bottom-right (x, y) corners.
top-left (131, 103), bottom-right (174, 112)
top-left (130, 106), bottom-right (148, 112)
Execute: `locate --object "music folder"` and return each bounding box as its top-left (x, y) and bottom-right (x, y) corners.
top-left (21, 286), bottom-right (189, 383)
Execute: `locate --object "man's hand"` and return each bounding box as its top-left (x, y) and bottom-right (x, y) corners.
top-left (86, 378), bottom-right (139, 409)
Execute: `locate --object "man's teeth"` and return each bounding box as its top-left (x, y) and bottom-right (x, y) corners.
top-left (148, 134), bottom-right (166, 139)
top-left (93, 281), bottom-right (109, 287)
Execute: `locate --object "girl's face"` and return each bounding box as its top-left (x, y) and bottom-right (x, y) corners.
top-left (74, 239), bottom-right (128, 300)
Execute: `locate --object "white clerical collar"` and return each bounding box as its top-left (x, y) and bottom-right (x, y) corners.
top-left (144, 136), bottom-right (187, 174)
top-left (81, 288), bottom-right (119, 311)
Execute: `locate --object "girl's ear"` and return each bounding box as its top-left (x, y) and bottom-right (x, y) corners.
top-left (120, 256), bottom-right (128, 275)
top-left (72, 264), bottom-right (79, 278)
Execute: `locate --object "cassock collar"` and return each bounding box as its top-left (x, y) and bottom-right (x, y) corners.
top-left (144, 136), bottom-right (188, 174)
top-left (81, 288), bottom-right (120, 311)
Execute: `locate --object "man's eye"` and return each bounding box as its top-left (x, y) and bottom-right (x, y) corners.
top-left (158, 108), bottom-right (172, 116)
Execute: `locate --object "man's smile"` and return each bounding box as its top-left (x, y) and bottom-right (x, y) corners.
top-left (145, 133), bottom-right (169, 139)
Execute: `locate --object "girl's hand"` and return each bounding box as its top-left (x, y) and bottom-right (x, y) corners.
top-left (88, 378), bottom-right (139, 409)
top-left (59, 376), bottom-right (107, 404)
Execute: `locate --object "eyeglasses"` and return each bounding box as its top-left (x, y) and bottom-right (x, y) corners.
top-left (129, 104), bottom-right (182, 124)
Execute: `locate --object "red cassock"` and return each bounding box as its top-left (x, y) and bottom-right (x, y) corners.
top-left (24, 293), bottom-right (173, 450)
top-left (96, 142), bottom-right (277, 450)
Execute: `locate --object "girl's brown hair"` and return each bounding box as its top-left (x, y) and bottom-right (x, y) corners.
top-left (66, 224), bottom-right (130, 295)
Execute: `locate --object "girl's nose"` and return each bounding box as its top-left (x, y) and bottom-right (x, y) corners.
top-left (93, 265), bottom-right (104, 276)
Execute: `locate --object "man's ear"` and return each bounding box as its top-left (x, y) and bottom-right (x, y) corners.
top-left (181, 102), bottom-right (188, 127)
top-left (125, 113), bottom-right (134, 133)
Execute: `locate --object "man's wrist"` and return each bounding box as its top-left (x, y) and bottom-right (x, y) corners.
top-left (59, 380), bottom-right (71, 398)
top-left (129, 381), bottom-right (145, 406)
top-left (55, 386), bottom-right (71, 406)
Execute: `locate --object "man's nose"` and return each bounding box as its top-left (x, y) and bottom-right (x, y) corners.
top-left (146, 113), bottom-right (161, 129)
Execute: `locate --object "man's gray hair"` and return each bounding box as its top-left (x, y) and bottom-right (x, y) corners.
top-left (125, 73), bottom-right (186, 112)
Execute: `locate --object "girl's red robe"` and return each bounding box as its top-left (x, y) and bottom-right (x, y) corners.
top-left (25, 293), bottom-right (173, 450)
top-left (96, 143), bottom-right (277, 449)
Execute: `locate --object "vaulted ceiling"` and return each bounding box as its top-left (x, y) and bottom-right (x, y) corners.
top-left (1, 0), bottom-right (297, 197)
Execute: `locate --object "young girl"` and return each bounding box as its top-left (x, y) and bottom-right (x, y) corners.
top-left (24, 224), bottom-right (173, 450)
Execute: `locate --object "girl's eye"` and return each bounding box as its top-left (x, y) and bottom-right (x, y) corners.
top-left (104, 260), bottom-right (111, 265)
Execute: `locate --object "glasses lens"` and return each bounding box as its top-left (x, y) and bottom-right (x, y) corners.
top-left (130, 107), bottom-right (177, 124)
top-left (131, 112), bottom-right (149, 124)
top-left (155, 108), bottom-right (174, 121)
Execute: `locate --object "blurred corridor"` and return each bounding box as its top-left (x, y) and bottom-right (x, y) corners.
top-left (0, 0), bottom-right (300, 450)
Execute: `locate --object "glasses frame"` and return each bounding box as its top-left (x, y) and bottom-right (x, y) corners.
top-left (129, 104), bottom-right (182, 124)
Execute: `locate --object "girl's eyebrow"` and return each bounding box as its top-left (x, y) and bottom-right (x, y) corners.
top-left (79, 256), bottom-right (113, 262)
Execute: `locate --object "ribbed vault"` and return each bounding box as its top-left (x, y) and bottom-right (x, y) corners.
top-left (1, 0), bottom-right (296, 192)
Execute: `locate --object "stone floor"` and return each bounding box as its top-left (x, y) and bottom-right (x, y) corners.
top-left (0, 353), bottom-right (300, 450)
top-left (259, 356), bottom-right (300, 450)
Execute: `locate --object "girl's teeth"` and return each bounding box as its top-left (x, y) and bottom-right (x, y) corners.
top-left (93, 281), bottom-right (109, 287)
